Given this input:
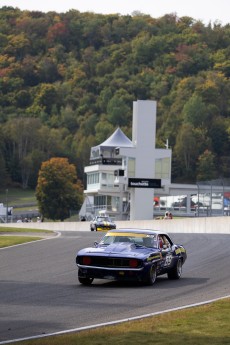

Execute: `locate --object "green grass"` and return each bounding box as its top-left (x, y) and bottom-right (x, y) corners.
top-left (0, 227), bottom-right (52, 233)
top-left (11, 298), bottom-right (230, 345)
top-left (0, 227), bottom-right (55, 248)
top-left (0, 187), bottom-right (36, 206)
top-left (0, 236), bottom-right (43, 248)
top-left (0, 187), bottom-right (78, 221)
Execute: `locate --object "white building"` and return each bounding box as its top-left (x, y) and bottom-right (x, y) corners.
top-left (81, 100), bottom-right (172, 220)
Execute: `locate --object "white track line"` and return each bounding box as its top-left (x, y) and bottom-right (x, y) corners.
top-left (1, 294), bottom-right (230, 345)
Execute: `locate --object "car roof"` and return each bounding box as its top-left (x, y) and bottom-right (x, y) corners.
top-left (106, 228), bottom-right (169, 236)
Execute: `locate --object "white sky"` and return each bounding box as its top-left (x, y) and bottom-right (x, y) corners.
top-left (0, 0), bottom-right (229, 25)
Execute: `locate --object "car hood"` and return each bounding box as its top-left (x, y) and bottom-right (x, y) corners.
top-left (77, 243), bottom-right (157, 258)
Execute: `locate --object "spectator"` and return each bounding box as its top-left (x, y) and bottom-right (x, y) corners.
top-left (164, 212), bottom-right (169, 219)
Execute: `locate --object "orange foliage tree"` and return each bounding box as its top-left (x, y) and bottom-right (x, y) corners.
top-left (36, 157), bottom-right (83, 221)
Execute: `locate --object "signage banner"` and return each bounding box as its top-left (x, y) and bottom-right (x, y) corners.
top-left (128, 178), bottom-right (161, 189)
top-left (89, 158), bottom-right (122, 165)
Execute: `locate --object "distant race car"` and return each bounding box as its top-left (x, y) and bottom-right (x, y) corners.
top-left (90, 216), bottom-right (116, 231)
top-left (76, 228), bottom-right (187, 286)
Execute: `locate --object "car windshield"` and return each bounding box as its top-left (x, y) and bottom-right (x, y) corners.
top-left (96, 217), bottom-right (111, 222)
top-left (100, 232), bottom-right (158, 248)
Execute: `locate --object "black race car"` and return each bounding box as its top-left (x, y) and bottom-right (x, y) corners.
top-left (90, 216), bottom-right (116, 231)
top-left (76, 228), bottom-right (187, 286)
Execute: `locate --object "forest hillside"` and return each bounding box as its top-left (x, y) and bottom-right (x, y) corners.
top-left (0, 6), bottom-right (230, 189)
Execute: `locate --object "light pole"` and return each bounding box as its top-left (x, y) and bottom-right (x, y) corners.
top-left (6, 189), bottom-right (8, 223)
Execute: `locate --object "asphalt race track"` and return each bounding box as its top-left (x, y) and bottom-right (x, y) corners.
top-left (0, 231), bottom-right (230, 343)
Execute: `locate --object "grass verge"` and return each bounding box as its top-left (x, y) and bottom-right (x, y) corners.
top-left (0, 227), bottom-right (52, 234)
top-left (10, 298), bottom-right (230, 345)
top-left (0, 236), bottom-right (43, 248)
top-left (0, 227), bottom-right (55, 248)
top-left (0, 188), bottom-right (36, 206)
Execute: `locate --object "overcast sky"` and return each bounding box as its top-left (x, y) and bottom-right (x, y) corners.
top-left (0, 0), bottom-right (229, 25)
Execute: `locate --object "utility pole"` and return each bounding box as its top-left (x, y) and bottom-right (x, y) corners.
top-left (6, 189), bottom-right (8, 223)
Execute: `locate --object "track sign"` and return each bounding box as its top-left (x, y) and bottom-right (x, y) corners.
top-left (128, 178), bottom-right (161, 189)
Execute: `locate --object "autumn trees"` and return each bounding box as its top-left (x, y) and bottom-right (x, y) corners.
top-left (1, 118), bottom-right (72, 189)
top-left (0, 6), bottom-right (230, 190)
top-left (36, 157), bottom-right (83, 221)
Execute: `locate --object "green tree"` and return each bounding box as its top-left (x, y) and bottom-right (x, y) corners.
top-left (175, 43), bottom-right (211, 75)
top-left (182, 94), bottom-right (208, 127)
top-left (174, 123), bottom-right (198, 181)
top-left (36, 157), bottom-right (83, 221)
top-left (5, 33), bottom-right (30, 59)
top-left (72, 133), bottom-right (95, 179)
top-left (107, 93), bottom-right (131, 126)
top-left (0, 127), bottom-right (7, 187)
top-left (197, 150), bottom-right (216, 181)
top-left (3, 118), bottom-right (43, 188)
top-left (34, 84), bottom-right (57, 114)
top-left (95, 119), bottom-right (114, 143)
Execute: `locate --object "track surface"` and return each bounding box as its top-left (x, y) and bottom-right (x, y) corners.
top-left (0, 231), bottom-right (230, 342)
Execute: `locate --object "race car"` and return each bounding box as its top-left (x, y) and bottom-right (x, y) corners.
top-left (90, 216), bottom-right (116, 231)
top-left (76, 228), bottom-right (187, 286)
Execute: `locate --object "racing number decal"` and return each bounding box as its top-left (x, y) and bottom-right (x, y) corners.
top-left (164, 254), bottom-right (173, 267)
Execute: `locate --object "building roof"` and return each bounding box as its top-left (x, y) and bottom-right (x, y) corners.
top-left (99, 127), bottom-right (133, 148)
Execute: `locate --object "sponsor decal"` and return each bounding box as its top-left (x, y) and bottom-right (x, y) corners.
top-left (175, 247), bottom-right (186, 255)
top-left (147, 254), bottom-right (161, 261)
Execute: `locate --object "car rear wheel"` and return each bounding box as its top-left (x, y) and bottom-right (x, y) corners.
top-left (145, 264), bottom-right (157, 286)
top-left (168, 258), bottom-right (182, 280)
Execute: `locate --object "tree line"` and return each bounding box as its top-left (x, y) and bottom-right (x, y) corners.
top-left (0, 6), bottom-right (230, 191)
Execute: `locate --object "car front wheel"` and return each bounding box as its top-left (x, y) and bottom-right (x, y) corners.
top-left (78, 275), bottom-right (94, 285)
top-left (168, 258), bottom-right (182, 280)
top-left (145, 264), bottom-right (157, 286)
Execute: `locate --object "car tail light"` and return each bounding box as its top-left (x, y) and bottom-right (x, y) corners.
top-left (129, 259), bottom-right (138, 268)
top-left (83, 256), bottom-right (91, 265)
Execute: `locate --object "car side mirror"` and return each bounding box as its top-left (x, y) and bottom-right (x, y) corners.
top-left (94, 241), bottom-right (98, 247)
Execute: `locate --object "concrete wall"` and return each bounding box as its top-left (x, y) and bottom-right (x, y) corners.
top-left (1, 217), bottom-right (230, 234)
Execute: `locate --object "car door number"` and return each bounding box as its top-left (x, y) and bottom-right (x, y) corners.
top-left (164, 254), bottom-right (173, 267)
